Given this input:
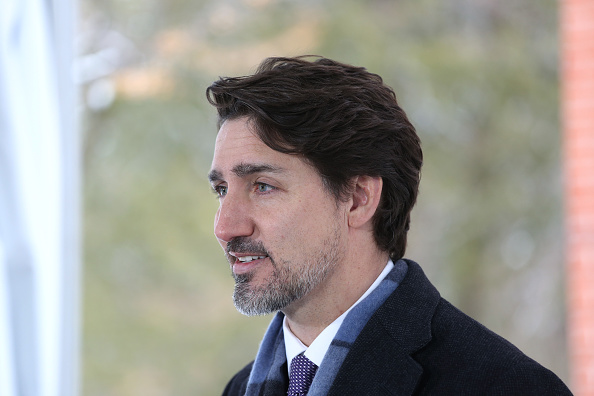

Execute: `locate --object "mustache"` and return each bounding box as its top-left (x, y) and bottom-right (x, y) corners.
top-left (226, 237), bottom-right (270, 256)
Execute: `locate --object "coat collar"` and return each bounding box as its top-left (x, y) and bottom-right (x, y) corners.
top-left (328, 260), bottom-right (441, 395)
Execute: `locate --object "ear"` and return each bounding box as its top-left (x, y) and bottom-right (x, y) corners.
top-left (347, 176), bottom-right (383, 229)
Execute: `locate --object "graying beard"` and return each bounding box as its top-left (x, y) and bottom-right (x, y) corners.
top-left (231, 232), bottom-right (340, 316)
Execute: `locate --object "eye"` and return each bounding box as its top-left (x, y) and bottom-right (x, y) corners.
top-left (255, 183), bottom-right (275, 193)
top-left (213, 185), bottom-right (227, 198)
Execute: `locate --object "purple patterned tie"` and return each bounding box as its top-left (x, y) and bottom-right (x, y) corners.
top-left (287, 353), bottom-right (318, 396)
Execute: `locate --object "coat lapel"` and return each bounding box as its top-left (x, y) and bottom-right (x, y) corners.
top-left (327, 260), bottom-right (441, 396)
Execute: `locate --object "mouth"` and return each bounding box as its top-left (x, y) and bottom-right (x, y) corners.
top-left (236, 255), bottom-right (267, 263)
top-left (229, 252), bottom-right (269, 275)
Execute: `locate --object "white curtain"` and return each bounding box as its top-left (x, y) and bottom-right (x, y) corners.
top-left (0, 0), bottom-right (79, 395)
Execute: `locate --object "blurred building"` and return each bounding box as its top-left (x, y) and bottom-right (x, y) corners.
top-left (563, 0), bottom-right (594, 395)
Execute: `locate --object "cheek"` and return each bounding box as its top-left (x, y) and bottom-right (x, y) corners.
top-left (260, 211), bottom-right (299, 247)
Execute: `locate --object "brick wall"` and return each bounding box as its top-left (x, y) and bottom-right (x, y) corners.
top-left (562, 0), bottom-right (594, 395)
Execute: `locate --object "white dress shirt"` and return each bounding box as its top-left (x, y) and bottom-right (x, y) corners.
top-left (283, 259), bottom-right (394, 371)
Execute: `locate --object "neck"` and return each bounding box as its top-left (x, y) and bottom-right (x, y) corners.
top-left (282, 243), bottom-right (389, 346)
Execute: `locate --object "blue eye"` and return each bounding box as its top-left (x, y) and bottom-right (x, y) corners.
top-left (256, 183), bottom-right (274, 193)
top-left (213, 185), bottom-right (227, 197)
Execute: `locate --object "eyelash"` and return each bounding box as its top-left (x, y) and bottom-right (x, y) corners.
top-left (255, 182), bottom-right (275, 193)
top-left (212, 182), bottom-right (276, 198)
top-left (212, 185), bottom-right (227, 198)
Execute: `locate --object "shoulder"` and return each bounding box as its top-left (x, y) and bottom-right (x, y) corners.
top-left (414, 298), bottom-right (572, 394)
top-left (486, 359), bottom-right (573, 395)
top-left (375, 259), bottom-right (571, 394)
top-left (222, 361), bottom-right (254, 396)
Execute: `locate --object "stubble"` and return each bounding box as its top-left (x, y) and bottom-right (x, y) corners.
top-left (231, 228), bottom-right (341, 316)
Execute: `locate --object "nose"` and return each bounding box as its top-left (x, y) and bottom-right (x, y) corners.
top-left (214, 192), bottom-right (254, 244)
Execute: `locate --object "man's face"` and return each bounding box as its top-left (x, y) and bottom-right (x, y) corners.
top-left (209, 117), bottom-right (348, 315)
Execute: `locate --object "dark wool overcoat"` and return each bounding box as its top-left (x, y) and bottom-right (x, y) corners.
top-left (223, 260), bottom-right (572, 396)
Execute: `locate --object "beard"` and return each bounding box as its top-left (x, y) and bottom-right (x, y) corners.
top-left (228, 228), bottom-right (341, 316)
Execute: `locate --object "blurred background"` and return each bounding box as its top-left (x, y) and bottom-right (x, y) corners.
top-left (78, 0), bottom-right (566, 394)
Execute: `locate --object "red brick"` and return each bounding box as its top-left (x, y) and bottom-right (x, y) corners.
top-left (563, 0), bottom-right (594, 393)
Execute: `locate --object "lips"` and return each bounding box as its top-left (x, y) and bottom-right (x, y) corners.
top-left (229, 253), bottom-right (269, 275)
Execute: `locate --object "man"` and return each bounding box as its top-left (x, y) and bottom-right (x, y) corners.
top-left (206, 56), bottom-right (571, 395)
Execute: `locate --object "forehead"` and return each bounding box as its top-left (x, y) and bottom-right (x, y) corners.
top-left (213, 118), bottom-right (271, 159)
top-left (210, 117), bottom-right (311, 179)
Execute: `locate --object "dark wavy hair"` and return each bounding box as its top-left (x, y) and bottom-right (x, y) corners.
top-left (206, 56), bottom-right (422, 260)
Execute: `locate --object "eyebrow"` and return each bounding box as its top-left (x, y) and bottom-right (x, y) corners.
top-left (208, 163), bottom-right (285, 183)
